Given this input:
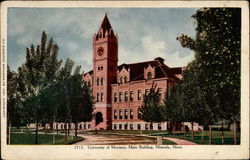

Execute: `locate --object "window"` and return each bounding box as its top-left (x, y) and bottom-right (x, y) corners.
top-left (97, 93), bottom-right (100, 102)
top-left (125, 109), bottom-right (128, 119)
top-left (124, 76), bottom-right (127, 83)
top-left (145, 89), bottom-right (149, 96)
top-left (84, 124), bottom-right (86, 129)
top-left (119, 92), bottom-right (123, 102)
top-left (138, 108), bottom-right (142, 119)
top-left (79, 124), bottom-right (82, 129)
top-left (120, 77), bottom-right (123, 84)
top-left (150, 123), bottom-right (153, 130)
top-left (130, 124), bottom-right (133, 130)
top-left (147, 72), bottom-right (152, 80)
top-left (124, 124), bottom-right (128, 130)
top-left (137, 90), bottom-right (142, 100)
top-left (130, 91), bottom-right (134, 101)
top-left (114, 124), bottom-right (117, 130)
top-left (101, 78), bottom-right (104, 85)
top-left (114, 92), bottom-right (117, 102)
top-left (88, 81), bottom-right (91, 87)
top-left (130, 109), bottom-right (134, 119)
top-left (125, 91), bottom-right (128, 102)
top-left (101, 93), bottom-right (104, 102)
top-left (97, 78), bottom-right (100, 86)
top-left (114, 109), bottom-right (117, 119)
top-left (145, 124), bottom-right (149, 130)
top-left (137, 124), bottom-right (141, 130)
top-left (158, 88), bottom-right (162, 98)
top-left (88, 124), bottom-right (91, 129)
top-left (158, 124), bottom-right (162, 130)
top-left (119, 109), bottom-right (123, 119)
top-left (119, 124), bottom-right (122, 130)
top-left (99, 32), bottom-right (102, 38)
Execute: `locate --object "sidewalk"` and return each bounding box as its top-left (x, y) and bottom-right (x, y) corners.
top-left (163, 137), bottom-right (197, 145)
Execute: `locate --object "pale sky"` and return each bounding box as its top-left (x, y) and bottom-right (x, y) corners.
top-left (8, 8), bottom-right (197, 72)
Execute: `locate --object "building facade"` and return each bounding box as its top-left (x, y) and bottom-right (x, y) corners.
top-left (81, 14), bottom-right (191, 131)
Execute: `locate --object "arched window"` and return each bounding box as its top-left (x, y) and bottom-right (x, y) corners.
top-left (124, 76), bottom-right (127, 83)
top-left (97, 78), bottom-right (100, 86)
top-left (147, 72), bottom-right (152, 80)
top-left (101, 78), bottom-right (104, 85)
top-left (120, 77), bottom-right (123, 84)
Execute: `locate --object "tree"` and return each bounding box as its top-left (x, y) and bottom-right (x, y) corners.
top-left (17, 31), bottom-right (62, 144)
top-left (177, 8), bottom-right (241, 144)
top-left (139, 84), bottom-right (165, 131)
top-left (69, 66), bottom-right (94, 137)
top-left (164, 83), bottom-right (184, 136)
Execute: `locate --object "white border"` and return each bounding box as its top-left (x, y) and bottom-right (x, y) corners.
top-left (1, 1), bottom-right (249, 159)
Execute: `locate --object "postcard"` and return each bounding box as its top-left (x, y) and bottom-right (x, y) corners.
top-left (1, 1), bottom-right (249, 159)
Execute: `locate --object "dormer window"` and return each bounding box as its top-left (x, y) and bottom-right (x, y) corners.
top-left (124, 76), bottom-right (127, 83)
top-left (147, 72), bottom-right (152, 80)
top-left (120, 77), bottom-right (123, 84)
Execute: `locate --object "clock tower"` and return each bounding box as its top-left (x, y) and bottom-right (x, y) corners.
top-left (92, 14), bottom-right (118, 129)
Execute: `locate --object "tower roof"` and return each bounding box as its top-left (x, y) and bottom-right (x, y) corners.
top-left (100, 14), bottom-right (112, 33)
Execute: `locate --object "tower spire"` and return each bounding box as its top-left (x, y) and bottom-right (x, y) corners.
top-left (100, 13), bottom-right (112, 33)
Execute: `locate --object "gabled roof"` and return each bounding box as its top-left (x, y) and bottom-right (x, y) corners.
top-left (117, 59), bottom-right (181, 82)
top-left (83, 58), bottom-right (182, 82)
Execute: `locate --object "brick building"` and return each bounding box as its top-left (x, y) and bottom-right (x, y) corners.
top-left (81, 14), bottom-right (191, 131)
top-left (31, 14), bottom-right (200, 131)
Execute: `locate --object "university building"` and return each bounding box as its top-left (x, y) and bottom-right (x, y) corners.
top-left (30, 14), bottom-right (200, 131)
top-left (81, 14), bottom-right (198, 131)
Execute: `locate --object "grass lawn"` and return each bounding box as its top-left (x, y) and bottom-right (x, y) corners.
top-left (156, 130), bottom-right (240, 145)
top-left (10, 133), bottom-right (83, 145)
top-left (163, 139), bottom-right (177, 145)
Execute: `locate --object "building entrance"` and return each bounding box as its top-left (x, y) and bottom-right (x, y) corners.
top-left (95, 112), bottom-right (103, 126)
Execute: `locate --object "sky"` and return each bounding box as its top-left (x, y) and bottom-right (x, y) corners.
top-left (8, 8), bottom-right (198, 72)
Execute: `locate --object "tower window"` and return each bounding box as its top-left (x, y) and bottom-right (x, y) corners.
top-left (101, 93), bottom-right (104, 102)
top-left (97, 93), bottom-right (100, 102)
top-left (130, 91), bottom-right (134, 101)
top-left (114, 92), bottom-right (117, 102)
top-left (147, 72), bottom-right (152, 80)
top-left (125, 91), bottom-right (128, 102)
top-left (97, 78), bottom-right (100, 86)
top-left (137, 90), bottom-right (142, 100)
top-left (101, 78), bottom-right (104, 85)
top-left (88, 81), bottom-right (91, 87)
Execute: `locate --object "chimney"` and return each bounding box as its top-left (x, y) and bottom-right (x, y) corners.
top-left (154, 57), bottom-right (165, 65)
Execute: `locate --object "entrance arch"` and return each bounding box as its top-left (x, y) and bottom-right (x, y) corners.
top-left (95, 112), bottom-right (103, 126)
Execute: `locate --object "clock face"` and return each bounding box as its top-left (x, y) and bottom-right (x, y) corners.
top-left (97, 47), bottom-right (104, 56)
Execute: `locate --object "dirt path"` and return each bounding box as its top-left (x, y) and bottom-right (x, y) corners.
top-left (163, 137), bottom-right (197, 145)
top-left (74, 134), bottom-right (157, 145)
